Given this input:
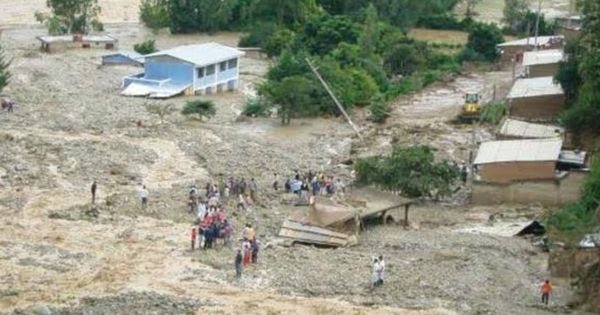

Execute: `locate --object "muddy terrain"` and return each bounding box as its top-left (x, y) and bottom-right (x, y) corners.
top-left (0, 18), bottom-right (584, 315)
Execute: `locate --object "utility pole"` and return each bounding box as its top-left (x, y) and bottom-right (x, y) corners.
top-left (534, 0), bottom-right (542, 50)
top-left (305, 58), bottom-right (363, 140)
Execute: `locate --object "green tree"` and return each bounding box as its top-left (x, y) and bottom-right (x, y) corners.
top-left (384, 41), bottom-right (429, 76)
top-left (503, 0), bottom-right (529, 32)
top-left (133, 39), bottom-right (157, 54)
top-left (555, 38), bottom-right (583, 105)
top-left (251, 0), bottom-right (319, 27)
top-left (263, 29), bottom-right (296, 57)
top-left (139, 0), bottom-right (170, 31)
top-left (513, 10), bottom-right (557, 36)
top-left (301, 14), bottom-right (361, 56)
top-left (263, 75), bottom-right (314, 124)
top-left (359, 4), bottom-right (380, 57)
top-left (0, 44), bottom-right (10, 94)
top-left (168, 0), bottom-right (237, 33)
top-left (463, 23), bottom-right (504, 62)
top-left (560, 0), bottom-right (600, 135)
top-left (35, 0), bottom-right (102, 34)
top-left (354, 146), bottom-right (460, 198)
top-left (181, 100), bottom-right (217, 119)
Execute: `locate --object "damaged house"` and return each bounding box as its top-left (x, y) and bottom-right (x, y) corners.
top-left (122, 42), bottom-right (244, 98)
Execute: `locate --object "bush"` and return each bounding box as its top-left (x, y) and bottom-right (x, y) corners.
top-left (480, 101), bottom-right (507, 125)
top-left (422, 70), bottom-right (441, 87)
top-left (181, 100), bottom-right (216, 119)
top-left (238, 22), bottom-right (278, 47)
top-left (263, 29), bottom-right (296, 57)
top-left (354, 145), bottom-right (460, 198)
top-left (461, 23), bottom-right (504, 62)
top-left (416, 14), bottom-right (463, 30)
top-left (140, 0), bottom-right (170, 31)
top-left (242, 97), bottom-right (272, 117)
top-left (368, 94), bottom-right (389, 123)
top-left (134, 39), bottom-right (158, 55)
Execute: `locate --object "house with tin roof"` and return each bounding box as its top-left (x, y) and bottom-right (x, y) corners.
top-left (507, 76), bottom-right (565, 121)
top-left (121, 42), bottom-right (245, 98)
top-left (522, 49), bottom-right (564, 78)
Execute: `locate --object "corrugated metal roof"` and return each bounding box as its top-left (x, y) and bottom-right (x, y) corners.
top-left (507, 76), bottom-right (564, 99)
top-left (121, 82), bottom-right (190, 98)
top-left (523, 49), bottom-right (564, 66)
top-left (37, 35), bottom-right (117, 43)
top-left (498, 119), bottom-right (563, 139)
top-left (103, 51), bottom-right (145, 63)
top-left (145, 42), bottom-right (245, 67)
top-left (497, 35), bottom-right (564, 47)
top-left (474, 138), bottom-right (562, 165)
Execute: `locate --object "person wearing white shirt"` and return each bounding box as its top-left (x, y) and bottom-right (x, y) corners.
top-left (139, 185), bottom-right (149, 208)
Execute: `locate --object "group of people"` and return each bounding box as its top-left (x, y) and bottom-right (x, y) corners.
top-left (371, 255), bottom-right (386, 288)
top-left (276, 170), bottom-right (346, 200)
top-left (191, 202), bottom-right (234, 250)
top-left (189, 178), bottom-right (260, 214)
top-left (235, 224), bottom-right (260, 278)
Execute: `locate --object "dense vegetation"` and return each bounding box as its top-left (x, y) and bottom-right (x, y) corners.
top-left (555, 1), bottom-right (600, 136)
top-left (35, 0), bottom-right (103, 35)
top-left (354, 146), bottom-right (460, 198)
top-left (549, 1), bottom-right (600, 241)
top-left (138, 0), bottom-right (505, 123)
top-left (0, 44), bottom-right (9, 94)
top-left (182, 100), bottom-right (217, 120)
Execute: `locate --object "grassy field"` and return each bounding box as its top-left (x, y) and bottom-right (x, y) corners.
top-left (455, 0), bottom-right (573, 23)
top-left (409, 28), bottom-right (517, 54)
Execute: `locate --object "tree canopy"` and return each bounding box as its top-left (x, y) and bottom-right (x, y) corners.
top-left (35, 0), bottom-right (103, 34)
top-left (354, 146), bottom-right (460, 198)
top-left (559, 0), bottom-right (600, 135)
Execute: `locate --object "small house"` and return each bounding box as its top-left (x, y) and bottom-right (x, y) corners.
top-left (122, 42), bottom-right (245, 98)
top-left (522, 49), bottom-right (564, 78)
top-left (474, 138), bottom-right (563, 183)
top-left (497, 118), bottom-right (563, 140)
top-left (37, 35), bottom-right (118, 53)
top-left (507, 76), bottom-right (565, 121)
top-left (102, 51), bottom-right (144, 66)
top-left (556, 16), bottom-right (582, 40)
top-left (497, 35), bottom-right (564, 63)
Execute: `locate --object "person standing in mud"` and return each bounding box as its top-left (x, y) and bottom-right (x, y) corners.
top-left (140, 185), bottom-right (149, 209)
top-left (235, 249), bottom-right (243, 278)
top-left (91, 180), bottom-right (97, 204)
top-left (273, 173), bottom-right (279, 191)
top-left (239, 178), bottom-right (247, 196)
top-left (249, 178), bottom-right (258, 203)
top-left (378, 255), bottom-right (385, 286)
top-left (189, 185), bottom-right (198, 213)
top-left (371, 257), bottom-right (382, 288)
top-left (541, 279), bottom-right (553, 305)
top-left (251, 237), bottom-right (260, 264)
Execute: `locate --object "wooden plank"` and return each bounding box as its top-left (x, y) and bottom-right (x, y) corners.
top-left (278, 229), bottom-right (348, 246)
top-left (282, 220), bottom-right (349, 239)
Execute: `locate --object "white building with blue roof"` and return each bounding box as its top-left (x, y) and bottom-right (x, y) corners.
top-left (121, 42), bottom-right (245, 98)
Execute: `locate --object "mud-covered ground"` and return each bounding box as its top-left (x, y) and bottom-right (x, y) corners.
top-left (0, 23), bottom-right (585, 315)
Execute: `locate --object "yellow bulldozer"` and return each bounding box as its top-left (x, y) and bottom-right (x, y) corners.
top-left (458, 92), bottom-right (481, 123)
